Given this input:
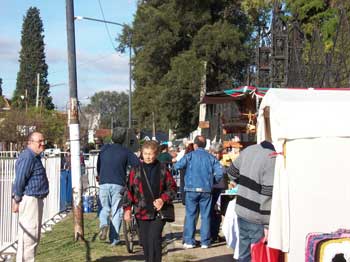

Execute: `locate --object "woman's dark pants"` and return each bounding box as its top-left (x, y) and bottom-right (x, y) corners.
top-left (138, 217), bottom-right (165, 262)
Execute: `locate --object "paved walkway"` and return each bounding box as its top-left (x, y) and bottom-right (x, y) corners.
top-left (163, 202), bottom-right (235, 262)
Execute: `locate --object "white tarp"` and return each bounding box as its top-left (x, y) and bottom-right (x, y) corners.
top-left (257, 88), bottom-right (350, 261)
top-left (257, 88), bottom-right (350, 142)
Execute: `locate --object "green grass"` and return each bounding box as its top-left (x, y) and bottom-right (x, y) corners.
top-left (35, 212), bottom-right (198, 262)
top-left (36, 213), bottom-right (143, 262)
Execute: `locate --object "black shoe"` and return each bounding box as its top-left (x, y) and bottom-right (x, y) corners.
top-left (99, 226), bottom-right (108, 241)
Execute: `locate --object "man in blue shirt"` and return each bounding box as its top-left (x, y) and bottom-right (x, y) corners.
top-left (12, 132), bottom-right (49, 262)
top-left (97, 127), bottom-right (139, 245)
top-left (174, 135), bottom-right (223, 249)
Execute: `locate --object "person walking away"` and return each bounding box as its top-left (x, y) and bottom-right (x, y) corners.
top-left (157, 143), bottom-right (172, 164)
top-left (226, 141), bottom-right (276, 262)
top-left (174, 135), bottom-right (223, 249)
top-left (12, 132), bottom-right (49, 262)
top-left (97, 127), bottom-right (139, 245)
top-left (179, 143), bottom-right (194, 205)
top-left (209, 142), bottom-right (227, 242)
top-left (124, 140), bottom-right (177, 262)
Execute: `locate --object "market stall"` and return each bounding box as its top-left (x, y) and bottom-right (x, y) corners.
top-left (256, 88), bottom-right (350, 261)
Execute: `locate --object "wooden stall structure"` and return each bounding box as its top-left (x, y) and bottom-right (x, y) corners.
top-left (200, 86), bottom-right (268, 149)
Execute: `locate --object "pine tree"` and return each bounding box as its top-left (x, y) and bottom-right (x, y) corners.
top-left (13, 7), bottom-right (54, 110)
top-left (0, 78), bottom-right (3, 97)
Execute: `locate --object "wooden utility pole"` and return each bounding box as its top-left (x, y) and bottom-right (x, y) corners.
top-left (35, 73), bottom-right (40, 108)
top-left (25, 89), bottom-right (28, 112)
top-left (152, 111), bottom-right (156, 140)
top-left (65, 0), bottom-right (84, 240)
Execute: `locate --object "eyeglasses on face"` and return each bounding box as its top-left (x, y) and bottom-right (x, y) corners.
top-left (30, 139), bottom-right (46, 145)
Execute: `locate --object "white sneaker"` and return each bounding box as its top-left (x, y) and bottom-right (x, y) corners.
top-left (183, 243), bottom-right (195, 249)
top-left (201, 245), bottom-right (209, 249)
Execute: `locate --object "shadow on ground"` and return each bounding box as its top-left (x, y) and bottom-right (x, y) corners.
top-left (194, 254), bottom-right (234, 262)
top-left (94, 253), bottom-right (144, 262)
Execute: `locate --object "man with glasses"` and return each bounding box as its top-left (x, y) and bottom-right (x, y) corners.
top-left (12, 132), bottom-right (49, 262)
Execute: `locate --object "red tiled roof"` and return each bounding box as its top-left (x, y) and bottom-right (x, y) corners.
top-left (95, 129), bottom-right (111, 138)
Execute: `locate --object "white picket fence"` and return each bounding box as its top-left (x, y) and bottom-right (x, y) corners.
top-left (0, 157), bottom-right (17, 255)
top-left (0, 153), bottom-right (61, 256)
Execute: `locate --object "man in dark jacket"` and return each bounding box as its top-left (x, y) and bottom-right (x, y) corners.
top-left (97, 127), bottom-right (139, 245)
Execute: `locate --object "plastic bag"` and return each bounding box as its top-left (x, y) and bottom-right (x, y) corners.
top-left (251, 237), bottom-right (283, 262)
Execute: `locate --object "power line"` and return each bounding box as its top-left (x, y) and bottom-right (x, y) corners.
top-left (2, 52), bottom-right (123, 83)
top-left (97, 0), bottom-right (117, 51)
top-left (50, 52), bottom-right (122, 75)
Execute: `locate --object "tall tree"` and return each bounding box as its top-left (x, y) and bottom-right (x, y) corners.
top-left (13, 7), bottom-right (54, 110)
top-left (118, 1), bottom-right (251, 135)
top-left (0, 108), bottom-right (67, 148)
top-left (0, 78), bottom-right (2, 97)
top-left (284, 0), bottom-right (350, 87)
top-left (83, 91), bottom-right (129, 129)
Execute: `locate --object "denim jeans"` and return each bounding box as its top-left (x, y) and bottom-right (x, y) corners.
top-left (237, 216), bottom-right (264, 262)
top-left (99, 183), bottom-right (124, 243)
top-left (60, 170), bottom-right (72, 211)
top-left (210, 188), bottom-right (222, 240)
top-left (183, 191), bottom-right (212, 246)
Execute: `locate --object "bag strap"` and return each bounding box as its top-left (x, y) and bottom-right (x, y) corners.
top-left (141, 165), bottom-right (155, 201)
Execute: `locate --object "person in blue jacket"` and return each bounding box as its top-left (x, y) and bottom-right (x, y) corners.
top-left (174, 135), bottom-right (223, 249)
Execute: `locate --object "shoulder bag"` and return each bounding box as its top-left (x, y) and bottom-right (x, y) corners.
top-left (141, 166), bottom-right (175, 222)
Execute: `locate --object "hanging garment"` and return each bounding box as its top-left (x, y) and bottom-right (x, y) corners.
top-left (222, 199), bottom-right (239, 259)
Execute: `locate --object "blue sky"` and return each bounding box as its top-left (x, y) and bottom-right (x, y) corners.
top-left (0, 0), bottom-right (137, 110)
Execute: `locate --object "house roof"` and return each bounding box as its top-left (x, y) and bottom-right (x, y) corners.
top-left (95, 129), bottom-right (111, 138)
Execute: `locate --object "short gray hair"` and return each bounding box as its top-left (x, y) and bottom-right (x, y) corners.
top-left (112, 127), bottom-right (127, 144)
top-left (210, 142), bottom-right (223, 153)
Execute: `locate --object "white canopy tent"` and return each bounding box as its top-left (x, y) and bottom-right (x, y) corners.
top-left (257, 88), bottom-right (350, 261)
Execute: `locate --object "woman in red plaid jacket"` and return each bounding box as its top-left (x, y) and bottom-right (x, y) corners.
top-left (123, 140), bottom-right (177, 262)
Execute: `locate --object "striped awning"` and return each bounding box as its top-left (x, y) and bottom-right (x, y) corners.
top-left (200, 86), bottom-right (269, 104)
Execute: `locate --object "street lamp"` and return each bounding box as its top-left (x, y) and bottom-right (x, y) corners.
top-left (75, 15), bottom-right (132, 129)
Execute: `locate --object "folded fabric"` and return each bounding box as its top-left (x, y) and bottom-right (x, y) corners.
top-left (222, 199), bottom-right (239, 259)
top-left (305, 229), bottom-right (350, 262)
top-left (318, 238), bottom-right (350, 262)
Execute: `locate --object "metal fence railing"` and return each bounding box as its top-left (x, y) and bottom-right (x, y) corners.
top-left (42, 155), bottom-right (61, 224)
top-left (0, 154), bottom-right (61, 256)
top-left (0, 152), bottom-right (19, 158)
top-left (0, 157), bottom-right (18, 255)
top-left (85, 151), bottom-right (99, 189)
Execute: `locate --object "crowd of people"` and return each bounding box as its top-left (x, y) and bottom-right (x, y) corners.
top-left (12, 129), bottom-right (276, 262)
top-left (96, 129), bottom-right (276, 262)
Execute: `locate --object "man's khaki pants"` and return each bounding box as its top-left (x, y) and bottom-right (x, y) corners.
top-left (16, 196), bottom-right (44, 262)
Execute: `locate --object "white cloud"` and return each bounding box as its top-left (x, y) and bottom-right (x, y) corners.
top-left (51, 52), bottom-right (131, 109)
top-left (76, 52), bottom-right (129, 74)
top-left (0, 37), bottom-right (20, 63)
top-left (0, 37), bottom-right (131, 109)
top-left (46, 48), bottom-right (67, 64)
